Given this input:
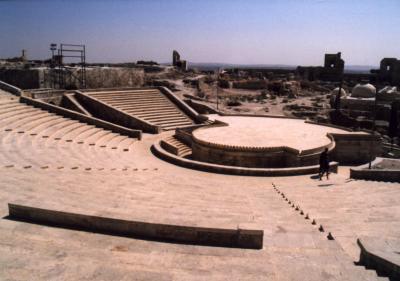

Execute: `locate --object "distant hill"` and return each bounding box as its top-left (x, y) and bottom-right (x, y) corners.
top-left (187, 62), bottom-right (296, 71)
top-left (186, 62), bottom-right (378, 73)
top-left (345, 65), bottom-right (377, 74)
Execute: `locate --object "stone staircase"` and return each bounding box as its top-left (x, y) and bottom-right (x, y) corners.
top-left (0, 93), bottom-right (140, 170)
top-left (162, 135), bottom-right (192, 157)
top-left (83, 89), bottom-right (194, 130)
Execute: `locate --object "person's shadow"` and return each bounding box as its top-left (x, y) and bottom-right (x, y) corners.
top-left (310, 174), bottom-right (320, 180)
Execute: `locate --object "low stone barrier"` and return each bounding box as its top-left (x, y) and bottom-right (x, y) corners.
top-left (0, 80), bottom-right (23, 96)
top-left (152, 142), bottom-right (338, 177)
top-left (8, 203), bottom-right (263, 249)
top-left (357, 237), bottom-right (400, 280)
top-left (158, 86), bottom-right (208, 123)
top-left (350, 158), bottom-right (400, 182)
top-left (20, 95), bottom-right (142, 139)
top-left (183, 99), bottom-right (219, 114)
top-left (329, 133), bottom-right (382, 165)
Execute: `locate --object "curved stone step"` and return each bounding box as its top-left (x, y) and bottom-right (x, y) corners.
top-left (73, 127), bottom-right (103, 143)
top-left (3, 112), bottom-right (54, 131)
top-left (16, 115), bottom-right (64, 133)
top-left (116, 137), bottom-right (136, 151)
top-left (93, 132), bottom-right (121, 147)
top-left (29, 118), bottom-right (77, 136)
top-left (84, 130), bottom-right (113, 145)
top-left (50, 122), bottom-right (90, 140)
top-left (0, 111), bottom-right (49, 129)
top-left (0, 107), bottom-right (38, 121)
top-left (0, 103), bottom-right (24, 111)
top-left (106, 135), bottom-right (129, 149)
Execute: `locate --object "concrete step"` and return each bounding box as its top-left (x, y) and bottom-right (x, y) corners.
top-left (153, 119), bottom-right (193, 125)
top-left (31, 118), bottom-right (77, 136)
top-left (0, 103), bottom-right (24, 110)
top-left (138, 111), bottom-right (187, 119)
top-left (0, 111), bottom-right (50, 129)
top-left (118, 103), bottom-right (176, 110)
top-left (3, 112), bottom-right (52, 131)
top-left (0, 107), bottom-right (38, 119)
top-left (162, 123), bottom-right (193, 130)
top-left (94, 132), bottom-right (121, 147)
top-left (9, 115), bottom-right (64, 132)
top-left (127, 108), bottom-right (181, 115)
top-left (49, 122), bottom-right (89, 139)
top-left (56, 124), bottom-right (95, 141)
top-left (98, 96), bottom-right (166, 103)
top-left (112, 100), bottom-right (171, 107)
top-left (143, 115), bottom-right (190, 122)
top-left (88, 89), bottom-right (160, 96)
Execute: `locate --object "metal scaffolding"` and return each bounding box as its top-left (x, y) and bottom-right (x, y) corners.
top-left (49, 43), bottom-right (86, 89)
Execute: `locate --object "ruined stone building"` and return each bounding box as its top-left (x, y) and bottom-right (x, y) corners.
top-left (296, 52), bottom-right (344, 81)
top-left (172, 50), bottom-right (187, 71)
top-left (371, 58), bottom-right (400, 86)
top-left (330, 83), bottom-right (400, 132)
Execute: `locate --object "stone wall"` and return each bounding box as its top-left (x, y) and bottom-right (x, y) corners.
top-left (0, 67), bottom-right (145, 90)
top-left (329, 133), bottom-right (382, 165)
top-left (191, 130), bottom-right (331, 168)
top-left (8, 203), bottom-right (263, 249)
top-left (0, 68), bottom-right (41, 89)
top-left (85, 67), bottom-right (144, 89)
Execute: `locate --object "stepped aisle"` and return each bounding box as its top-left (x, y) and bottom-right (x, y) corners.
top-left (273, 172), bottom-right (400, 261)
top-left (85, 89), bottom-right (194, 130)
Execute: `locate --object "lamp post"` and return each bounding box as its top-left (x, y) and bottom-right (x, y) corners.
top-left (369, 87), bottom-right (378, 169)
top-left (49, 44), bottom-right (57, 88)
top-left (50, 43), bottom-right (57, 61)
top-left (216, 68), bottom-right (220, 111)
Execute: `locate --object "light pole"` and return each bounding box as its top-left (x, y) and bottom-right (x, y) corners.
top-left (50, 43), bottom-right (57, 88)
top-left (216, 69), bottom-right (220, 111)
top-left (369, 87), bottom-right (378, 169)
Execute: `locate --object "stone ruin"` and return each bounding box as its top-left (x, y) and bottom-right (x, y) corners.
top-left (371, 58), bottom-right (400, 86)
top-left (297, 52), bottom-right (344, 81)
top-left (329, 83), bottom-right (400, 134)
top-left (172, 50), bottom-right (187, 71)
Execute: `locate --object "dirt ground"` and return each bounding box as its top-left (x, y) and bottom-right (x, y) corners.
top-left (168, 77), bottom-right (331, 117)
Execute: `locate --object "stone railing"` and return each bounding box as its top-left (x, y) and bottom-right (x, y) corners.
top-left (158, 86), bottom-right (208, 123)
top-left (0, 80), bottom-right (23, 96)
top-left (20, 95), bottom-right (142, 139)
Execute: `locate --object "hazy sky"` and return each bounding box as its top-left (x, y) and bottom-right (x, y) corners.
top-left (1, 0), bottom-right (399, 66)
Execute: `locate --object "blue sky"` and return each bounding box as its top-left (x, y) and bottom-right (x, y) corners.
top-left (1, 0), bottom-right (399, 66)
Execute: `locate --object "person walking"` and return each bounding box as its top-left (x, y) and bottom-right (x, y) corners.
top-left (319, 148), bottom-right (330, 180)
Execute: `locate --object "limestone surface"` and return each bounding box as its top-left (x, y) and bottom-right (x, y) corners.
top-left (193, 115), bottom-right (359, 151)
top-left (0, 89), bottom-right (395, 281)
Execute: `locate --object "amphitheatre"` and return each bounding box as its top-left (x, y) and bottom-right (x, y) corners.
top-left (0, 49), bottom-right (399, 280)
